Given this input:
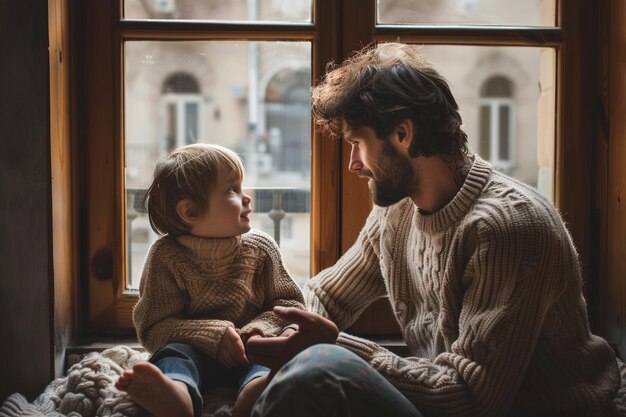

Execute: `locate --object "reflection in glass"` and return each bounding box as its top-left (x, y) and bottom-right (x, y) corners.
top-left (125, 0), bottom-right (311, 23)
top-left (125, 41), bottom-right (312, 290)
top-left (412, 45), bottom-right (555, 199)
top-left (378, 0), bottom-right (555, 27)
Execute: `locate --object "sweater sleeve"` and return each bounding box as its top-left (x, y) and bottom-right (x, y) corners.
top-left (303, 207), bottom-right (388, 330)
top-left (240, 233), bottom-right (305, 338)
top-left (132, 241), bottom-right (234, 357)
top-left (336, 215), bottom-right (567, 417)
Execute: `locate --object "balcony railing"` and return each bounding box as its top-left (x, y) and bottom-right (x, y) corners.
top-left (126, 187), bottom-right (310, 288)
top-left (128, 187), bottom-right (309, 243)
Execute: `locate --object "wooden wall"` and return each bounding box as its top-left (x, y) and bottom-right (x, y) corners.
top-left (0, 0), bottom-right (54, 400)
top-left (0, 0), bottom-right (75, 401)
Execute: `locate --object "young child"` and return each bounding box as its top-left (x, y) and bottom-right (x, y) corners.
top-left (115, 143), bottom-right (305, 417)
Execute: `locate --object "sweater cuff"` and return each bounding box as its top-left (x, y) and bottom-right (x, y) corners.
top-left (240, 320), bottom-right (281, 339)
top-left (205, 321), bottom-right (235, 358)
top-left (336, 332), bottom-right (378, 362)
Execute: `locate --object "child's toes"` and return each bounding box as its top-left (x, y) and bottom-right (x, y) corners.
top-left (115, 379), bottom-right (128, 391)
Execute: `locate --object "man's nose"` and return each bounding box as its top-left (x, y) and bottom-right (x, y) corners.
top-left (348, 146), bottom-right (363, 173)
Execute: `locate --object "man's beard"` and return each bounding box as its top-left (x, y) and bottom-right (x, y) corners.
top-left (361, 141), bottom-right (418, 207)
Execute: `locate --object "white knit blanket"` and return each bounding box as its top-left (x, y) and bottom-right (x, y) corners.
top-left (2, 345), bottom-right (626, 417)
top-left (0, 346), bottom-right (234, 417)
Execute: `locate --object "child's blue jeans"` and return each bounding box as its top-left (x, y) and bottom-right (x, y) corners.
top-left (251, 344), bottom-right (424, 417)
top-left (150, 342), bottom-right (268, 417)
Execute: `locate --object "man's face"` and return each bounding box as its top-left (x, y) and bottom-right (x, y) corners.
top-left (343, 124), bottom-right (417, 206)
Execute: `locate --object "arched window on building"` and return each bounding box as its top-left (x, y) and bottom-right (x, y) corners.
top-left (263, 68), bottom-right (311, 176)
top-left (479, 75), bottom-right (514, 173)
top-left (161, 72), bottom-right (202, 154)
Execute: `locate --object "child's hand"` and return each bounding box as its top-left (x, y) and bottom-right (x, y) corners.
top-left (240, 328), bottom-right (263, 345)
top-left (217, 326), bottom-right (250, 368)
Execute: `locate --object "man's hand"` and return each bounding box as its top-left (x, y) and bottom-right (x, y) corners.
top-left (245, 306), bottom-right (339, 376)
top-left (217, 326), bottom-right (250, 368)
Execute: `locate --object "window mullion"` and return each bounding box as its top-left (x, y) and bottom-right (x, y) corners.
top-left (310, 0), bottom-right (341, 273)
top-left (117, 21), bottom-right (316, 42)
top-left (375, 25), bottom-right (562, 47)
top-left (490, 103), bottom-right (498, 164)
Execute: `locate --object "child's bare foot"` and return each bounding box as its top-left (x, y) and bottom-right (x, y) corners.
top-left (232, 374), bottom-right (269, 417)
top-left (115, 362), bottom-right (194, 417)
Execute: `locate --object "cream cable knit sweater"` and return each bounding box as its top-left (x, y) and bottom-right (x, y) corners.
top-left (304, 156), bottom-right (620, 417)
top-left (133, 230), bottom-right (305, 358)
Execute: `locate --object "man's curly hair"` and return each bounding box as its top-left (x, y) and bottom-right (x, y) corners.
top-left (311, 42), bottom-right (468, 158)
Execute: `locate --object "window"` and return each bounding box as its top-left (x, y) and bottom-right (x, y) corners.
top-left (81, 0), bottom-right (589, 336)
top-left (124, 39), bottom-right (313, 290)
top-left (415, 45), bottom-right (554, 196)
top-left (377, 0), bottom-right (555, 26)
top-left (264, 68), bottom-right (311, 175)
top-left (479, 76), bottom-right (515, 174)
top-left (161, 72), bottom-right (202, 154)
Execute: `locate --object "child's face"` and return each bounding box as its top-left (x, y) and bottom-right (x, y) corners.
top-left (190, 177), bottom-right (252, 238)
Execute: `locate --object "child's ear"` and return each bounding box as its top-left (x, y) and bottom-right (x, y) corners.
top-left (175, 199), bottom-right (198, 225)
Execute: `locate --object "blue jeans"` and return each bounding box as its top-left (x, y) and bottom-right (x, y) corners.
top-left (150, 342), bottom-right (269, 417)
top-left (251, 344), bottom-right (423, 417)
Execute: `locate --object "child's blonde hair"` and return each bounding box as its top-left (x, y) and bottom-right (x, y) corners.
top-left (145, 143), bottom-right (245, 236)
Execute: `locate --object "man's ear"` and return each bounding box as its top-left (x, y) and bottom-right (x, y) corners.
top-left (175, 199), bottom-right (198, 225)
top-left (394, 119), bottom-right (414, 152)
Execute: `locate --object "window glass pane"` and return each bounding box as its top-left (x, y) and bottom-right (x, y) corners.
top-left (125, 0), bottom-right (312, 23)
top-left (499, 105), bottom-right (510, 160)
top-left (125, 41), bottom-right (312, 290)
top-left (166, 102), bottom-right (176, 150)
top-left (479, 105), bottom-right (491, 158)
top-left (184, 102), bottom-right (199, 144)
top-left (414, 45), bottom-right (555, 199)
top-left (378, 0), bottom-right (555, 26)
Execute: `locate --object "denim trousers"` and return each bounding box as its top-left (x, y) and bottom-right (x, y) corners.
top-left (251, 344), bottom-right (424, 417)
top-left (150, 342), bottom-right (269, 417)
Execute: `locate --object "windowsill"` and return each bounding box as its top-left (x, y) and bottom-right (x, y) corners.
top-left (67, 338), bottom-right (143, 352)
top-left (65, 338), bottom-right (144, 371)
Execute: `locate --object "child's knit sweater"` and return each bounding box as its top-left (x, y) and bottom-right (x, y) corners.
top-left (304, 156), bottom-right (620, 417)
top-left (133, 229), bottom-right (305, 358)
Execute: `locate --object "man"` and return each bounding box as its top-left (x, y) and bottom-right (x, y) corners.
top-left (246, 42), bottom-right (620, 417)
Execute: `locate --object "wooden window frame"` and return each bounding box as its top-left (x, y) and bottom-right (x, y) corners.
top-left (593, 0), bottom-right (626, 358)
top-left (78, 0), bottom-right (593, 338)
top-left (80, 0), bottom-right (340, 335)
